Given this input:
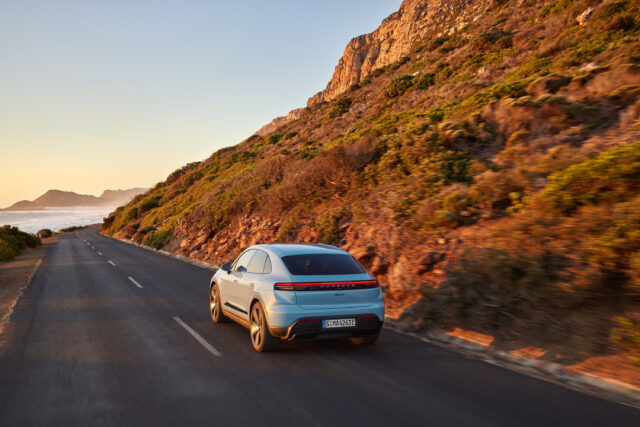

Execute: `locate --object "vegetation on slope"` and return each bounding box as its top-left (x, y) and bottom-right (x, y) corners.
top-left (0, 226), bottom-right (41, 262)
top-left (102, 0), bottom-right (640, 360)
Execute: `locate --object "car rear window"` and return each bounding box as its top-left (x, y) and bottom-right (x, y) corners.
top-left (282, 253), bottom-right (365, 275)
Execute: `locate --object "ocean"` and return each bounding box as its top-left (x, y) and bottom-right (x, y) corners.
top-left (0, 208), bottom-right (113, 234)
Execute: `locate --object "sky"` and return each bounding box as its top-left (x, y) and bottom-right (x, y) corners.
top-left (0, 0), bottom-right (402, 208)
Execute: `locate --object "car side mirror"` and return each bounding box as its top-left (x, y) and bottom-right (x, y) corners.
top-left (220, 262), bottom-right (232, 273)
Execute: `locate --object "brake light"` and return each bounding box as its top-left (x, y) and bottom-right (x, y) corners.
top-left (274, 283), bottom-right (295, 291)
top-left (274, 280), bottom-right (379, 291)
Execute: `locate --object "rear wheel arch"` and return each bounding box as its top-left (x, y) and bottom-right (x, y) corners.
top-left (249, 297), bottom-right (261, 317)
top-left (251, 297), bottom-right (273, 326)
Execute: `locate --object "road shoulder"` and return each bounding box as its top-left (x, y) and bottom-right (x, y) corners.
top-left (386, 322), bottom-right (640, 409)
top-left (0, 236), bottom-right (55, 346)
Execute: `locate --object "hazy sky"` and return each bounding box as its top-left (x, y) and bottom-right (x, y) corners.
top-left (0, 0), bottom-right (402, 208)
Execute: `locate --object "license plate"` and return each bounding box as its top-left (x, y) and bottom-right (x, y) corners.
top-left (323, 318), bottom-right (356, 328)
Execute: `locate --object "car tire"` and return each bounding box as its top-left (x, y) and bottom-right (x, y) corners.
top-left (350, 331), bottom-right (380, 345)
top-left (210, 283), bottom-right (227, 324)
top-left (250, 302), bottom-right (280, 352)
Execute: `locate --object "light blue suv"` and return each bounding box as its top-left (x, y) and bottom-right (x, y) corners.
top-left (209, 243), bottom-right (385, 352)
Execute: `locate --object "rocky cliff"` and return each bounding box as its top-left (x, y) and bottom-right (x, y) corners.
top-left (102, 0), bottom-right (640, 365)
top-left (308, 0), bottom-right (492, 106)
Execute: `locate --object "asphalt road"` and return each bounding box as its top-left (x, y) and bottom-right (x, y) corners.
top-left (0, 227), bottom-right (638, 426)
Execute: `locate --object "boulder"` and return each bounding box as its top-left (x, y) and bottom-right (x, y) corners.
top-left (416, 251), bottom-right (445, 274)
top-left (576, 7), bottom-right (594, 26)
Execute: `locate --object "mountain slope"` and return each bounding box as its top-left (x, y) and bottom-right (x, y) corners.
top-left (102, 0), bottom-right (640, 365)
top-left (3, 188), bottom-right (148, 210)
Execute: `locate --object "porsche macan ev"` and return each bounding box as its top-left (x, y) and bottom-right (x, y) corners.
top-left (209, 243), bottom-right (385, 352)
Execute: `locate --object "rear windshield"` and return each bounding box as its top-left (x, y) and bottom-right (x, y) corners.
top-left (282, 253), bottom-right (365, 275)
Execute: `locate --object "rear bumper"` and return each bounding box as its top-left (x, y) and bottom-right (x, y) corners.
top-left (269, 314), bottom-right (383, 341)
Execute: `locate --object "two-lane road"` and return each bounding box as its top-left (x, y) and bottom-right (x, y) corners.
top-left (0, 227), bottom-right (638, 426)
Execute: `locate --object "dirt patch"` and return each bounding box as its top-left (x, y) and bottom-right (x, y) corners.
top-left (0, 236), bottom-right (55, 346)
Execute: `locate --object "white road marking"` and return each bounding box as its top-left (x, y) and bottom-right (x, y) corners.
top-left (173, 316), bottom-right (221, 357)
top-left (108, 260), bottom-right (116, 266)
top-left (128, 276), bottom-right (143, 288)
top-left (91, 246), bottom-right (95, 250)
top-left (98, 252), bottom-right (103, 256)
top-left (86, 242), bottom-right (90, 246)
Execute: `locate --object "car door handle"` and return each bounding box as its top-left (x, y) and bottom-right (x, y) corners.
top-left (249, 283), bottom-right (255, 288)
top-left (233, 279), bottom-right (238, 284)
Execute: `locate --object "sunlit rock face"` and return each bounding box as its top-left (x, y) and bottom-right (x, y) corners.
top-left (307, 0), bottom-right (492, 106)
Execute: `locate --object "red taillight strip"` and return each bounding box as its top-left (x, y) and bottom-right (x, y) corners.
top-left (274, 280), bottom-right (379, 291)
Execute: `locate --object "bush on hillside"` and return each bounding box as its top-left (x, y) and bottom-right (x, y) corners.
top-left (315, 207), bottom-right (350, 244)
top-left (540, 141), bottom-right (640, 215)
top-left (416, 73), bottom-right (436, 90)
top-left (0, 225), bottom-right (41, 261)
top-left (329, 97), bottom-right (353, 118)
top-left (139, 196), bottom-right (161, 213)
top-left (384, 75), bottom-right (415, 98)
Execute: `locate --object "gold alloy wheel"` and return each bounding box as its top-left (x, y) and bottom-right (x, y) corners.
top-left (250, 305), bottom-right (263, 349)
top-left (210, 285), bottom-right (219, 321)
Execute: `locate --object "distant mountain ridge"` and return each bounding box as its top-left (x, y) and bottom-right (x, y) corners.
top-left (3, 188), bottom-right (148, 211)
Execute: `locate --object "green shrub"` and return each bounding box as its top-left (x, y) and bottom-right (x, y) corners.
top-left (435, 191), bottom-right (469, 227)
top-left (407, 60), bottom-right (426, 75)
top-left (139, 197), bottom-right (160, 213)
top-left (315, 207), bottom-right (349, 244)
top-left (329, 97), bottom-right (353, 118)
top-left (0, 225), bottom-right (41, 261)
top-left (384, 75), bottom-right (415, 98)
top-left (541, 141), bottom-right (640, 214)
top-left (0, 240), bottom-right (16, 261)
top-left (109, 206), bottom-right (138, 233)
top-left (560, 33), bottom-right (611, 67)
top-left (601, 1), bottom-right (629, 19)
top-left (538, 2), bottom-right (566, 18)
top-left (147, 227), bottom-right (174, 249)
top-left (460, 80), bottom-right (530, 110)
top-left (267, 133), bottom-right (284, 145)
top-left (429, 37), bottom-right (449, 50)
top-left (389, 56), bottom-right (411, 71)
top-left (473, 30), bottom-right (513, 49)
top-left (608, 14), bottom-right (636, 31)
top-left (416, 73), bottom-right (436, 90)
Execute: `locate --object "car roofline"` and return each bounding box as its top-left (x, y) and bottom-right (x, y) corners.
top-left (251, 243), bottom-right (347, 257)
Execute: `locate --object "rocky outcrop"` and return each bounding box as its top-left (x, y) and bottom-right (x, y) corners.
top-left (255, 108), bottom-right (306, 137)
top-left (576, 7), bottom-right (595, 26)
top-left (308, 0), bottom-right (491, 106)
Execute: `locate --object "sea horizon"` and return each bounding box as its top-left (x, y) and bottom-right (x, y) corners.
top-left (0, 207), bottom-right (113, 234)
